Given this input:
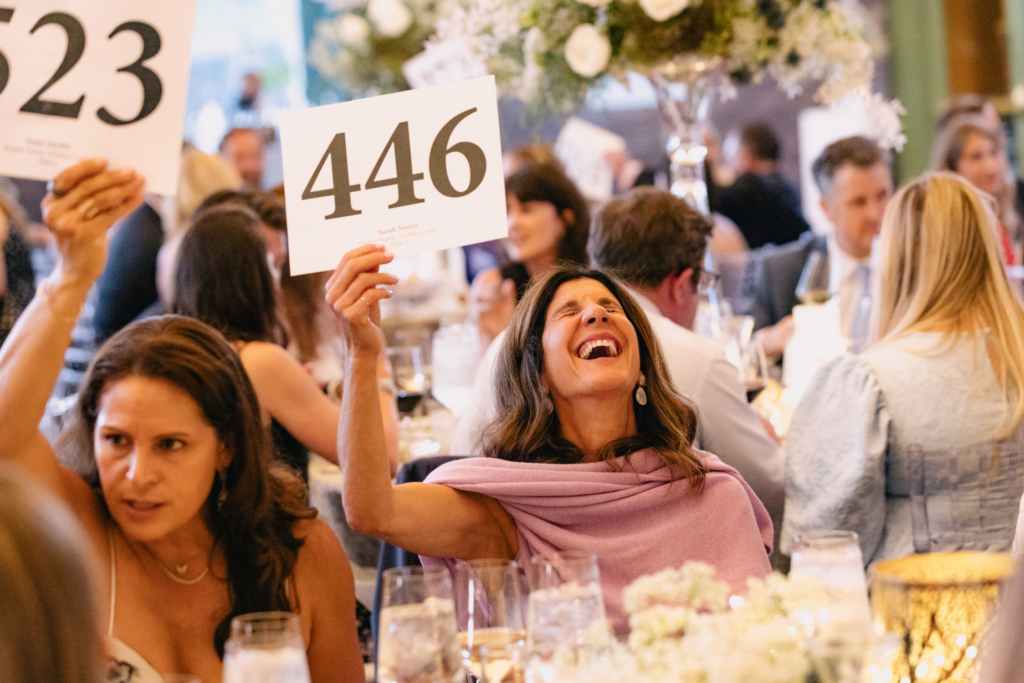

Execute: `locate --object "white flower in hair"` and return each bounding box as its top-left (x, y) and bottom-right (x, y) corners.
top-left (367, 0), bottom-right (413, 37)
top-left (338, 14), bottom-right (371, 47)
top-left (639, 0), bottom-right (694, 22)
top-left (564, 24), bottom-right (611, 78)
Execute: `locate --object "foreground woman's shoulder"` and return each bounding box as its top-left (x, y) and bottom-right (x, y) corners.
top-left (292, 517), bottom-right (350, 565)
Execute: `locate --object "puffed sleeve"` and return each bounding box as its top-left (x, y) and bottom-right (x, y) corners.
top-left (779, 353), bottom-right (890, 564)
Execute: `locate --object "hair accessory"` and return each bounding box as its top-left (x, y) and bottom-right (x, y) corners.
top-left (635, 373), bottom-right (647, 406)
top-left (217, 468), bottom-right (229, 513)
top-left (143, 546), bottom-right (209, 586)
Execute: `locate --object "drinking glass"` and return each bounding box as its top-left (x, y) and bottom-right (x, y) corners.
top-left (378, 566), bottom-right (463, 683)
top-left (222, 612), bottom-right (310, 683)
top-left (455, 559), bottom-right (527, 683)
top-left (789, 531), bottom-right (872, 636)
top-left (387, 345), bottom-right (431, 413)
top-left (526, 551), bottom-right (609, 675)
top-left (795, 251), bottom-right (831, 305)
top-left (431, 323), bottom-right (481, 418)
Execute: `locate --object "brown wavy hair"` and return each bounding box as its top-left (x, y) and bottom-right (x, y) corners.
top-left (480, 267), bottom-right (705, 487)
top-left (57, 316), bottom-right (315, 656)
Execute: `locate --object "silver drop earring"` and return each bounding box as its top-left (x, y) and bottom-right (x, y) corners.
top-left (217, 469), bottom-right (228, 513)
top-left (635, 373), bottom-right (647, 406)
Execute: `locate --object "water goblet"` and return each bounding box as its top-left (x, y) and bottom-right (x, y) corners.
top-left (222, 612), bottom-right (310, 683)
top-left (455, 559), bottom-right (527, 683)
top-left (378, 566), bottom-right (463, 683)
top-left (790, 531), bottom-right (872, 637)
top-left (525, 551), bottom-right (608, 678)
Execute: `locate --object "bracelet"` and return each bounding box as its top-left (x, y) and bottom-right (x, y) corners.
top-left (36, 279), bottom-right (83, 324)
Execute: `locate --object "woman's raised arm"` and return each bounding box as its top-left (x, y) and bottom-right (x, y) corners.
top-left (0, 159), bottom-right (144, 493)
top-left (328, 245), bottom-right (517, 561)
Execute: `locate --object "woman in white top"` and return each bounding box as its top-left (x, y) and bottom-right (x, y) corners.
top-left (0, 160), bottom-right (364, 683)
top-left (782, 172), bottom-right (1024, 566)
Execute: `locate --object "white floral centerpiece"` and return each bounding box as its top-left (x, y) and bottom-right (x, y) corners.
top-left (309, 0), bottom-right (448, 96)
top-left (553, 562), bottom-right (829, 683)
top-left (432, 0), bottom-right (894, 123)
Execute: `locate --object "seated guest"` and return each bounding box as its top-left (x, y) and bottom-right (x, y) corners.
top-left (0, 159), bottom-right (364, 682)
top-left (749, 136), bottom-right (893, 352)
top-left (932, 115), bottom-right (1019, 265)
top-left (172, 205), bottom-right (399, 476)
top-left (93, 146), bottom-right (241, 343)
top-left (331, 245), bottom-right (773, 634)
top-left (470, 163), bottom-right (590, 350)
top-left (219, 127), bottom-right (265, 191)
top-left (717, 123), bottom-right (810, 249)
top-left (588, 188), bottom-right (785, 526)
top-left (0, 467), bottom-right (101, 683)
top-left (0, 188), bottom-right (34, 347)
top-left (782, 173), bottom-right (1024, 566)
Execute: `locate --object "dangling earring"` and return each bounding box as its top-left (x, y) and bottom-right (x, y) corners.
top-left (635, 373), bottom-right (647, 406)
top-left (217, 469), bottom-right (229, 513)
top-left (541, 390), bottom-right (554, 415)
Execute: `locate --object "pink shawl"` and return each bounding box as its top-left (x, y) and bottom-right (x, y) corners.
top-left (421, 449), bottom-right (772, 634)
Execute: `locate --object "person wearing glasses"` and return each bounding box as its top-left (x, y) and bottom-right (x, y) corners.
top-left (588, 188), bottom-right (785, 536)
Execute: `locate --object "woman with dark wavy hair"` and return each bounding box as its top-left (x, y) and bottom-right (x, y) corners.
top-left (0, 159), bottom-right (363, 683)
top-left (331, 245), bottom-right (773, 634)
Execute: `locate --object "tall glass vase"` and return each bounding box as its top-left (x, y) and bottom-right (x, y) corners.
top-left (646, 55), bottom-right (721, 215)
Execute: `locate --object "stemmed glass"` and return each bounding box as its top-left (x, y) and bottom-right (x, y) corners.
top-left (387, 345), bottom-right (431, 414)
top-left (454, 559), bottom-right (527, 683)
top-left (795, 251), bottom-right (831, 305)
top-left (377, 566), bottom-right (463, 683)
top-left (525, 551), bottom-right (609, 675)
top-left (222, 612), bottom-right (311, 683)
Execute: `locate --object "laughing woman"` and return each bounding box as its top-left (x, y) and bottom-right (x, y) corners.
top-left (329, 245), bottom-right (773, 633)
top-left (0, 160), bottom-right (363, 683)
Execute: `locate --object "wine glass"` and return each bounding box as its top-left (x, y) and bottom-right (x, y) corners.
top-left (378, 566), bottom-right (463, 683)
top-left (431, 323), bottom-right (481, 418)
top-left (789, 531), bottom-right (872, 637)
top-left (222, 612), bottom-right (310, 683)
top-left (525, 552), bottom-right (609, 674)
top-left (387, 345), bottom-right (431, 414)
top-left (795, 251), bottom-right (831, 305)
top-left (455, 559), bottom-right (527, 683)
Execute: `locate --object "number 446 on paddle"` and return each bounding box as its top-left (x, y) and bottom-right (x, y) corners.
top-left (281, 76), bottom-right (507, 276)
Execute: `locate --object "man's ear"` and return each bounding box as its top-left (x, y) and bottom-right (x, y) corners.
top-left (560, 208), bottom-right (575, 228)
top-left (819, 194), bottom-right (836, 225)
top-left (669, 267), bottom-right (697, 304)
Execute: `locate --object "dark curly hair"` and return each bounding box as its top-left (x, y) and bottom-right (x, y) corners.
top-left (57, 316), bottom-right (315, 656)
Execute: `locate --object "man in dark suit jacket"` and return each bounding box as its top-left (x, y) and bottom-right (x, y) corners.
top-left (718, 123), bottom-right (810, 249)
top-left (747, 136), bottom-right (893, 351)
top-left (748, 231), bottom-right (827, 331)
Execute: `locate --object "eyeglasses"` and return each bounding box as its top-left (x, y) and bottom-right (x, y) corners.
top-left (697, 269), bottom-right (720, 295)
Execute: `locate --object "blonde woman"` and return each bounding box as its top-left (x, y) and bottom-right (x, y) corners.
top-left (931, 115), bottom-right (1019, 265)
top-left (782, 173), bottom-right (1024, 566)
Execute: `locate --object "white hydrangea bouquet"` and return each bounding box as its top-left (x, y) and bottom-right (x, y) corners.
top-left (554, 562), bottom-right (829, 683)
top-left (309, 0), bottom-right (448, 96)
top-left (432, 0), bottom-right (884, 119)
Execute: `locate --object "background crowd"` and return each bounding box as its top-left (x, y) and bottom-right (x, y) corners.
top-left (3, 86), bottom-right (1024, 683)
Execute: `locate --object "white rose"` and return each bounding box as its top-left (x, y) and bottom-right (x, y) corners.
top-left (368, 0), bottom-right (413, 38)
top-left (338, 14), bottom-right (370, 47)
top-left (639, 0), bottom-right (693, 22)
top-left (563, 24), bottom-right (611, 78)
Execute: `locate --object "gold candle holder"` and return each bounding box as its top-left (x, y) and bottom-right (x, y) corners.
top-left (871, 552), bottom-right (1013, 683)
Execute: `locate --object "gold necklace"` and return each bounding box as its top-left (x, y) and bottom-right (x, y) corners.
top-left (143, 547), bottom-right (209, 586)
